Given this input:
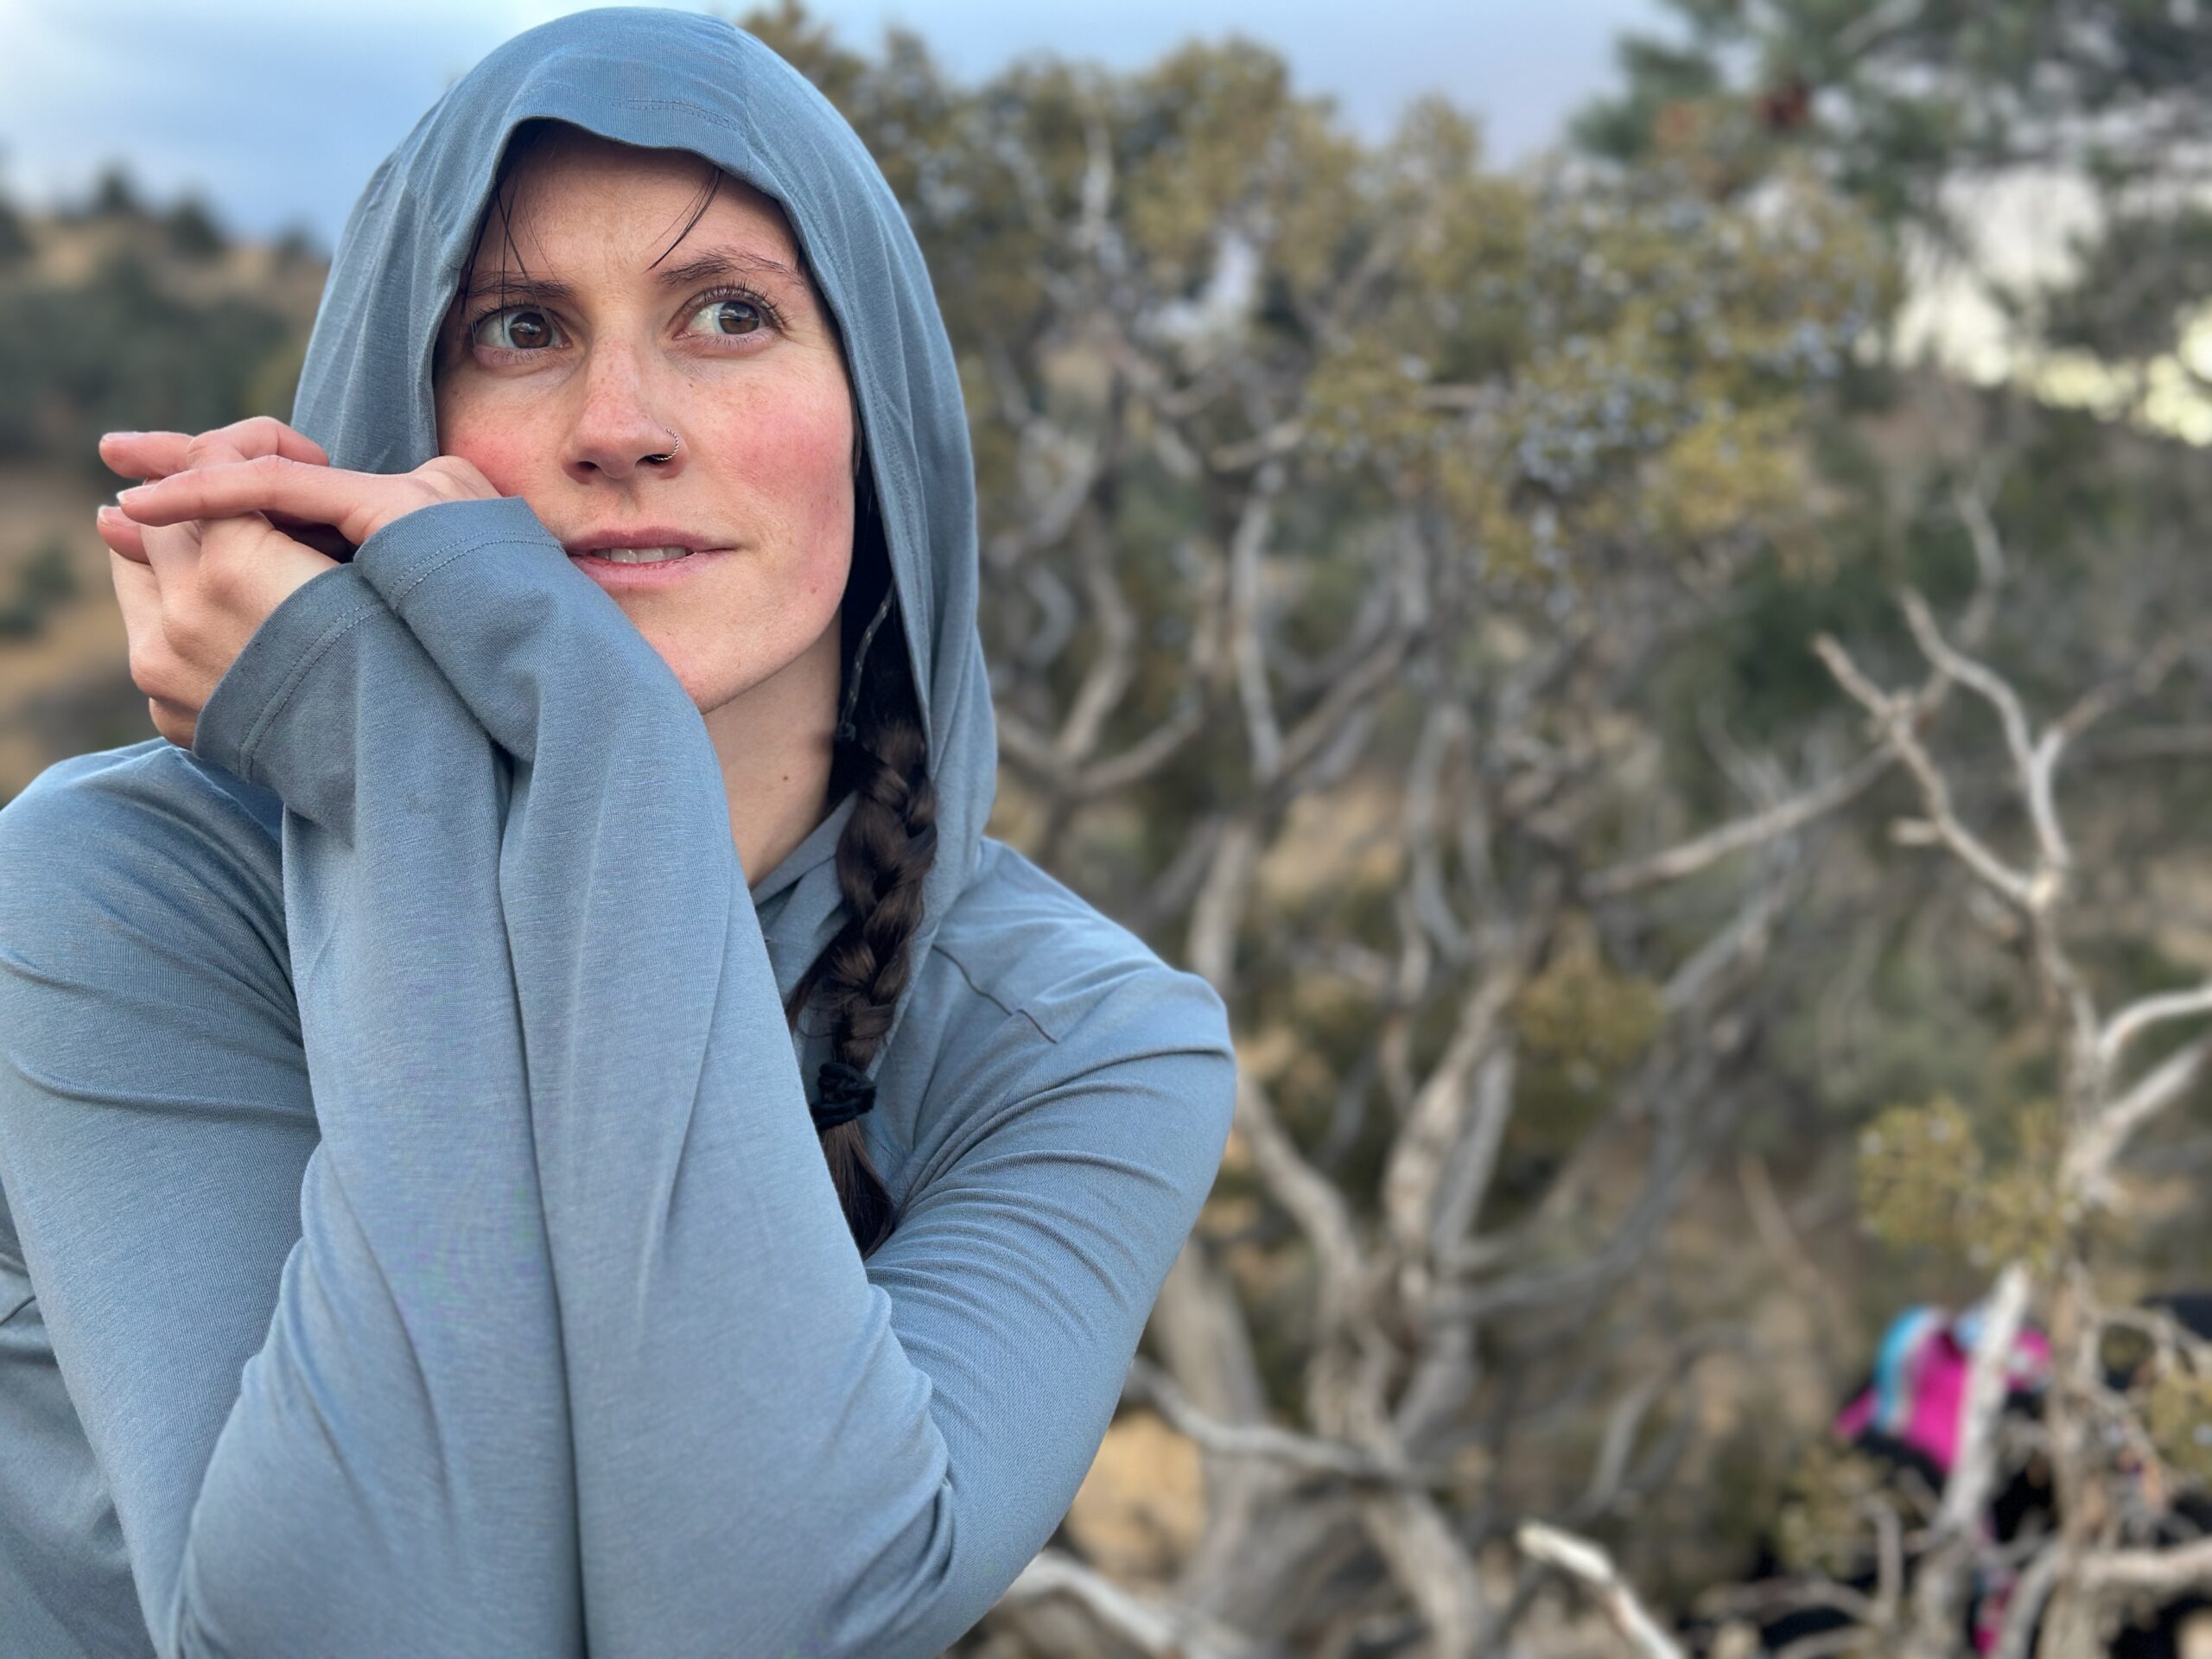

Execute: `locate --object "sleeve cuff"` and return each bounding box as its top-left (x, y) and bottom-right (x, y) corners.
top-left (193, 563), bottom-right (385, 790)
top-left (350, 495), bottom-right (564, 605)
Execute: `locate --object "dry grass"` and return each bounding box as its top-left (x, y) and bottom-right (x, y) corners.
top-left (0, 467), bottom-right (140, 798)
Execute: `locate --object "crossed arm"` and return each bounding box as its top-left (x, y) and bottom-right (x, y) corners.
top-left (0, 490), bottom-right (1236, 1656)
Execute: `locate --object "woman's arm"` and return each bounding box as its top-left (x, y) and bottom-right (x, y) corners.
top-left (337, 494), bottom-right (1240, 1659)
top-left (107, 442), bottom-right (1239, 1656)
top-left (0, 556), bottom-right (584, 1656)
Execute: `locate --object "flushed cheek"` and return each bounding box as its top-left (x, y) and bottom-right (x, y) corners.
top-left (698, 391), bottom-right (853, 535)
top-left (438, 415), bottom-right (548, 499)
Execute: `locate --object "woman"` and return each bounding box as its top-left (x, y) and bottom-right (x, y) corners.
top-left (0, 11), bottom-right (1238, 1657)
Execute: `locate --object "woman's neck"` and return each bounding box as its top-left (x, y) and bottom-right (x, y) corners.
top-left (702, 612), bottom-right (842, 891)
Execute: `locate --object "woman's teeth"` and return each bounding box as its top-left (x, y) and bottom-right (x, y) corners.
top-left (588, 547), bottom-right (696, 564)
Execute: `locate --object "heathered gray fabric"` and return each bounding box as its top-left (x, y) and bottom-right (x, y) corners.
top-left (0, 10), bottom-right (1236, 1656)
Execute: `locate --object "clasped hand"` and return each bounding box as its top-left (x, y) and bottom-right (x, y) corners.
top-left (97, 417), bottom-right (499, 749)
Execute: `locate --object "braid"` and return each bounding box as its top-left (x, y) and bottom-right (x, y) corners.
top-left (784, 467), bottom-right (938, 1258)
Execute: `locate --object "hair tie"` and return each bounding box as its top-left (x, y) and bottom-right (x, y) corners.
top-left (811, 1058), bottom-right (876, 1133)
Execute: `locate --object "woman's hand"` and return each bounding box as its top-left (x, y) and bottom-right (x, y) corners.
top-left (98, 418), bottom-right (344, 750)
top-left (96, 420), bottom-right (499, 749)
top-left (108, 432), bottom-right (499, 556)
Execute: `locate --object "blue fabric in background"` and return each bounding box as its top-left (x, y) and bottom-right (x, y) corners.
top-left (0, 10), bottom-right (1238, 1656)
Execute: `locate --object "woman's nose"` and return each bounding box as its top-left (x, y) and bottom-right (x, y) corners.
top-left (563, 349), bottom-right (687, 481)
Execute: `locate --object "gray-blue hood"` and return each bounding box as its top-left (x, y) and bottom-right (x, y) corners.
top-left (290, 4), bottom-right (996, 1067)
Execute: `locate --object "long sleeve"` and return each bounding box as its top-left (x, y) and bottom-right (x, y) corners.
top-left (338, 495), bottom-right (1239, 1658)
top-left (0, 563), bottom-right (584, 1656)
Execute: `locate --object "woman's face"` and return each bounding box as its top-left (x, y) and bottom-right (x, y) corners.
top-left (433, 128), bottom-right (855, 721)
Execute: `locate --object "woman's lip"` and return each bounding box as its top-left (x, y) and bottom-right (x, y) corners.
top-left (566, 547), bottom-right (734, 588)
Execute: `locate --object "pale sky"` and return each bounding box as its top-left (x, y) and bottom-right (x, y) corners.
top-left (0, 0), bottom-right (1669, 248)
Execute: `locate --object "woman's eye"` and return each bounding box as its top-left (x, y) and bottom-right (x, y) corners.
top-left (690, 296), bottom-right (766, 337)
top-left (462, 293), bottom-right (767, 353)
top-left (474, 308), bottom-right (560, 351)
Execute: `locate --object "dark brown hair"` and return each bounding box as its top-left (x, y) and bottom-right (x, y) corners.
top-left (448, 119), bottom-right (938, 1257)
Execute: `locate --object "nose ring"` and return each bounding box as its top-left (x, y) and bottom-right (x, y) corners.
top-left (644, 428), bottom-right (681, 465)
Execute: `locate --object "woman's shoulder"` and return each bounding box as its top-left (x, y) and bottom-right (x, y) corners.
top-left (925, 837), bottom-right (1231, 1057)
top-left (890, 838), bottom-right (1237, 1207)
top-left (0, 740), bottom-right (285, 953)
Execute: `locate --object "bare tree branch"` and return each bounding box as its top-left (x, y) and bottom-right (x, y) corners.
top-left (1516, 1522), bottom-right (1687, 1659)
top-left (999, 1548), bottom-right (1268, 1659)
top-left (2068, 1033), bottom-right (2212, 1202)
top-left (2096, 982), bottom-right (2212, 1084)
top-left (1815, 631), bottom-right (2039, 908)
top-left (1586, 743), bottom-right (1893, 899)
top-left (1123, 1357), bottom-right (1448, 1489)
top-left (1898, 588), bottom-right (2070, 877)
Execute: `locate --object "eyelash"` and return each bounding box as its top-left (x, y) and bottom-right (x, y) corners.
top-left (461, 283), bottom-right (786, 357)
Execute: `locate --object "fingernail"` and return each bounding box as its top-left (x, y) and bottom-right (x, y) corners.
top-left (116, 484), bottom-right (148, 502)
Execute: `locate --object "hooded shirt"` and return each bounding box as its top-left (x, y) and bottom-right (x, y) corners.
top-left (0, 11), bottom-right (1237, 1657)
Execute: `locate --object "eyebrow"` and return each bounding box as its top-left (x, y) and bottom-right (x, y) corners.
top-left (459, 245), bottom-right (813, 308)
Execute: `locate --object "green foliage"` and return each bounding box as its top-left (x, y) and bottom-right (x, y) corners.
top-left (1502, 928), bottom-right (1663, 1182)
top-left (1571, 0), bottom-right (2212, 368)
top-left (1662, 539), bottom-right (1893, 764)
top-left (163, 196), bottom-right (226, 262)
top-left (0, 196), bottom-right (31, 268)
top-left (2043, 203), bottom-right (2212, 363)
top-left (271, 225), bottom-right (323, 270)
top-left (1856, 1094), bottom-right (2077, 1273)
top-left (87, 163), bottom-right (141, 219)
top-left (1514, 930), bottom-right (1663, 1079)
top-left (244, 332), bottom-right (310, 429)
top-left (741, 1), bottom-right (1889, 628)
top-left (2143, 1360), bottom-right (2212, 1489)
top-left (1855, 1094), bottom-right (1982, 1253)
top-left (0, 249), bottom-right (299, 482)
top-left (734, 0), bottom-right (868, 107)
top-left (1775, 1437), bottom-right (1913, 1580)
top-left (1478, 159), bottom-right (1890, 584)
top-left (1569, 35), bottom-right (1723, 164)
top-left (0, 538), bottom-right (80, 641)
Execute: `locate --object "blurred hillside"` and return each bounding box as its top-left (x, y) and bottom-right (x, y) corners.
top-left (0, 169), bottom-right (323, 794)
